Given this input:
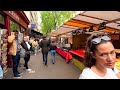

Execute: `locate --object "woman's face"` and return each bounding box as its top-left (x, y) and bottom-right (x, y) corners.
top-left (24, 37), bottom-right (27, 41)
top-left (93, 42), bottom-right (116, 68)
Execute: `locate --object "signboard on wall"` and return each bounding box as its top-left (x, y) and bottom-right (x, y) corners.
top-left (31, 24), bottom-right (36, 28)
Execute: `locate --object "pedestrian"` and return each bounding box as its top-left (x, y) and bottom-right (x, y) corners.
top-left (79, 32), bottom-right (118, 79)
top-left (29, 37), bottom-right (34, 54)
top-left (8, 31), bottom-right (22, 78)
top-left (39, 36), bottom-right (50, 66)
top-left (38, 38), bottom-right (43, 52)
top-left (0, 51), bottom-right (3, 79)
top-left (49, 41), bottom-right (57, 64)
top-left (21, 36), bottom-right (32, 72)
top-left (32, 38), bottom-right (39, 56)
top-left (0, 64), bottom-right (3, 79)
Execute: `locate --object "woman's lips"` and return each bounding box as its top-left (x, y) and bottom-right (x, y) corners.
top-left (107, 62), bottom-right (114, 66)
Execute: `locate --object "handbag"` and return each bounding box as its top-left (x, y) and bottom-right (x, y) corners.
top-left (19, 48), bottom-right (26, 58)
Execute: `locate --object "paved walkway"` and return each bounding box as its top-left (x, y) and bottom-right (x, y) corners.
top-left (3, 52), bottom-right (81, 79)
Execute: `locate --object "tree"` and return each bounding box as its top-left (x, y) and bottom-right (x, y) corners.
top-left (40, 11), bottom-right (76, 35)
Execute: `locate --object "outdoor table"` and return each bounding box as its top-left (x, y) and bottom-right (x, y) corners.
top-left (56, 48), bottom-right (72, 63)
top-left (69, 48), bottom-right (85, 59)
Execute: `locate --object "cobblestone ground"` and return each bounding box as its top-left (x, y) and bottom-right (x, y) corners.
top-left (3, 52), bottom-right (81, 79)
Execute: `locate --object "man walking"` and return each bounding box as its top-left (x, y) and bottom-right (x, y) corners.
top-left (39, 36), bottom-right (50, 66)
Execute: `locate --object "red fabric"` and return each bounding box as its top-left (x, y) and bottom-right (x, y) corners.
top-left (69, 49), bottom-right (85, 58)
top-left (56, 48), bottom-right (72, 62)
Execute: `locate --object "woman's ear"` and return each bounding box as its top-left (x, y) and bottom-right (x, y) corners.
top-left (90, 52), bottom-right (95, 58)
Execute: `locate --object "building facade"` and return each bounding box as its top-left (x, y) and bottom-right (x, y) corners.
top-left (0, 11), bottom-right (30, 73)
top-left (24, 11), bottom-right (41, 33)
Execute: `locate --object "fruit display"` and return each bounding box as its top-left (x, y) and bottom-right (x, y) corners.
top-left (115, 58), bottom-right (120, 71)
top-left (0, 29), bottom-right (8, 73)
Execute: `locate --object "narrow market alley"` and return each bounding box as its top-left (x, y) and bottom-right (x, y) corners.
top-left (3, 52), bottom-right (81, 79)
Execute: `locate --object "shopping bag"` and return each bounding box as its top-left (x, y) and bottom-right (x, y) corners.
top-left (19, 48), bottom-right (26, 58)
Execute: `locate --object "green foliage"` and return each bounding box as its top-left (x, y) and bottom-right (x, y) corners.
top-left (40, 11), bottom-right (76, 35)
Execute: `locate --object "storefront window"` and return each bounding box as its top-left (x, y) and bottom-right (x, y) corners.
top-left (21, 26), bottom-right (26, 35)
top-left (21, 27), bottom-right (26, 32)
top-left (0, 14), bottom-right (4, 24)
top-left (10, 20), bottom-right (20, 32)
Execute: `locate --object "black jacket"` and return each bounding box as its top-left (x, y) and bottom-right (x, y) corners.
top-left (39, 39), bottom-right (50, 53)
top-left (21, 41), bottom-right (32, 54)
top-left (49, 45), bottom-right (57, 51)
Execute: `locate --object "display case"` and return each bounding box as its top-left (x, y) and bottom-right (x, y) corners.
top-left (0, 29), bottom-right (8, 73)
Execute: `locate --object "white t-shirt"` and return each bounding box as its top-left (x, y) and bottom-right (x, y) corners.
top-left (79, 67), bottom-right (118, 79)
top-left (25, 42), bottom-right (31, 50)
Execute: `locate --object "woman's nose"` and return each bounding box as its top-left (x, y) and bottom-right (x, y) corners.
top-left (107, 54), bottom-right (114, 62)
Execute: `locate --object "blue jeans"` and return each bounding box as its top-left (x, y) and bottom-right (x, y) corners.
top-left (42, 52), bottom-right (48, 65)
top-left (12, 52), bottom-right (20, 76)
top-left (50, 50), bottom-right (56, 63)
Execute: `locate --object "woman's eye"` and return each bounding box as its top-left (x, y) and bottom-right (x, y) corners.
top-left (110, 51), bottom-right (115, 54)
top-left (100, 53), bottom-right (107, 56)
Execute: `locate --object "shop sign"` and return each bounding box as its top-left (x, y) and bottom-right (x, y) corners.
top-left (31, 24), bottom-right (36, 28)
top-left (9, 11), bottom-right (20, 21)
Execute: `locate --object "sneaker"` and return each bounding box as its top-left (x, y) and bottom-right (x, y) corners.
top-left (29, 70), bottom-right (35, 73)
top-left (26, 69), bottom-right (32, 72)
top-left (44, 64), bottom-right (48, 67)
top-left (14, 75), bottom-right (22, 79)
top-left (18, 72), bottom-right (23, 75)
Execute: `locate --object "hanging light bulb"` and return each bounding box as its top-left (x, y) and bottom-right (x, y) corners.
top-left (89, 25), bottom-right (94, 32)
top-left (82, 27), bottom-right (87, 33)
top-left (98, 22), bottom-right (106, 30)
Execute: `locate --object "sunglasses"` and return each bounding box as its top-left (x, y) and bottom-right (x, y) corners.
top-left (91, 35), bottom-right (111, 44)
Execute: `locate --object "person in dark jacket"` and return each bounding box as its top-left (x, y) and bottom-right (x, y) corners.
top-left (39, 36), bottom-right (50, 66)
top-left (21, 36), bottom-right (32, 71)
top-left (49, 41), bottom-right (57, 64)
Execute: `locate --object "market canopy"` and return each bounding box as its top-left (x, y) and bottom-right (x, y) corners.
top-left (49, 11), bottom-right (120, 36)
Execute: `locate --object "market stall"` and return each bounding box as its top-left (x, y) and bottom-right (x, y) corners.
top-left (55, 33), bottom-right (73, 63)
top-left (49, 11), bottom-right (120, 70)
top-left (56, 48), bottom-right (72, 63)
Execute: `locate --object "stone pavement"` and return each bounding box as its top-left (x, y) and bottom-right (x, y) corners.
top-left (3, 52), bottom-right (81, 79)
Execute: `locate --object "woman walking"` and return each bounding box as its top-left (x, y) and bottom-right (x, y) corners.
top-left (49, 41), bottom-right (57, 64)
